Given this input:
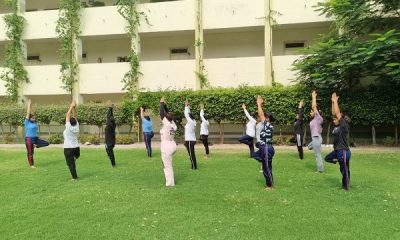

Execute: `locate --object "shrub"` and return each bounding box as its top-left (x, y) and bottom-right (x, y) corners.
top-left (4, 133), bottom-right (14, 144)
top-left (383, 136), bottom-right (395, 146)
top-left (79, 134), bottom-right (100, 145)
top-left (47, 133), bottom-right (64, 144)
top-left (116, 135), bottom-right (134, 144)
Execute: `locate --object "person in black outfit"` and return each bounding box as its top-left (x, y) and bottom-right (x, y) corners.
top-left (325, 93), bottom-right (351, 190)
top-left (294, 100), bottom-right (304, 160)
top-left (105, 103), bottom-right (116, 167)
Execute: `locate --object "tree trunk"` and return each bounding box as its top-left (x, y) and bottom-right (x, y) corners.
top-left (47, 124), bottom-right (51, 135)
top-left (372, 125), bottom-right (376, 145)
top-left (395, 124), bottom-right (398, 146)
top-left (279, 125), bottom-right (282, 145)
top-left (218, 122), bottom-right (224, 144)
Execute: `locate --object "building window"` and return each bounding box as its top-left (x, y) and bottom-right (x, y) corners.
top-left (170, 48), bottom-right (190, 60)
top-left (27, 55), bottom-right (41, 62)
top-left (284, 41), bottom-right (306, 55)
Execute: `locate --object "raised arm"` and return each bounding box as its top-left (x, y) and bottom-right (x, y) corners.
top-left (297, 100), bottom-right (304, 120)
top-left (159, 97), bottom-right (169, 120)
top-left (140, 106), bottom-right (144, 119)
top-left (26, 99), bottom-right (32, 119)
top-left (72, 102), bottom-right (78, 120)
top-left (65, 101), bottom-right (76, 124)
top-left (311, 91), bottom-right (318, 112)
top-left (184, 100), bottom-right (194, 123)
top-left (257, 96), bottom-right (266, 122)
top-left (107, 105), bottom-right (114, 124)
top-left (331, 92), bottom-right (341, 120)
top-left (242, 103), bottom-right (256, 123)
top-left (200, 103), bottom-right (206, 122)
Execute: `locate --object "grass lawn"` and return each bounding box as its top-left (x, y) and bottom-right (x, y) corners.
top-left (0, 146), bottom-right (399, 240)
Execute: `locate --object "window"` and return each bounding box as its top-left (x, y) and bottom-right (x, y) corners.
top-left (284, 41), bottom-right (305, 55)
top-left (170, 48), bottom-right (190, 60)
top-left (27, 55), bottom-right (41, 62)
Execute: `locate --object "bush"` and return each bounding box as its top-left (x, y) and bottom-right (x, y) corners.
top-left (79, 134), bottom-right (100, 145)
top-left (383, 136), bottom-right (395, 146)
top-left (4, 133), bottom-right (14, 144)
top-left (47, 133), bottom-right (64, 144)
top-left (116, 135), bottom-right (134, 144)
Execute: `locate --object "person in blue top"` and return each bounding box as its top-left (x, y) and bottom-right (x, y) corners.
top-left (141, 106), bottom-right (154, 158)
top-left (24, 99), bottom-right (49, 168)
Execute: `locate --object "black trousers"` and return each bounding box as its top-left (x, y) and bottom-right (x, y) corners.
top-left (296, 134), bottom-right (304, 159)
top-left (239, 135), bottom-right (255, 157)
top-left (64, 147), bottom-right (80, 179)
top-left (184, 141), bottom-right (197, 169)
top-left (200, 134), bottom-right (209, 155)
top-left (105, 144), bottom-right (116, 166)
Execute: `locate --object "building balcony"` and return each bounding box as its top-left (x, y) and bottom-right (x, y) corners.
top-left (272, 0), bottom-right (330, 26)
top-left (23, 65), bottom-right (68, 95)
top-left (204, 57), bottom-right (265, 87)
top-left (272, 55), bottom-right (301, 85)
top-left (203, 0), bottom-right (264, 30)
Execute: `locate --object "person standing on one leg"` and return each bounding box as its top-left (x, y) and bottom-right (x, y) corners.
top-left (238, 103), bottom-right (256, 157)
top-left (105, 103), bottom-right (116, 167)
top-left (141, 106), bottom-right (154, 158)
top-left (24, 99), bottom-right (50, 168)
top-left (256, 96), bottom-right (275, 191)
top-left (159, 97), bottom-right (177, 187)
top-left (184, 100), bottom-right (198, 170)
top-left (199, 103), bottom-right (210, 159)
top-left (63, 100), bottom-right (80, 181)
top-left (294, 100), bottom-right (304, 160)
top-left (324, 93), bottom-right (351, 190)
top-left (309, 91), bottom-right (324, 172)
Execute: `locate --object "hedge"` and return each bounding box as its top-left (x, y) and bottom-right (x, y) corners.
top-left (0, 85), bottom-right (399, 129)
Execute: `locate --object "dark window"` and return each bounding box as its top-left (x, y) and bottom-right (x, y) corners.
top-left (285, 42), bottom-right (305, 49)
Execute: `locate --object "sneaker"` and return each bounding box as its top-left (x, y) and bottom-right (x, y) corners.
top-left (265, 186), bottom-right (273, 191)
top-left (30, 165), bottom-right (36, 169)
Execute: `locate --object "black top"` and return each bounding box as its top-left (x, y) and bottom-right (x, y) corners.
top-left (332, 118), bottom-right (350, 151)
top-left (260, 120), bottom-right (274, 145)
top-left (294, 108), bottom-right (303, 135)
top-left (105, 107), bottom-right (116, 145)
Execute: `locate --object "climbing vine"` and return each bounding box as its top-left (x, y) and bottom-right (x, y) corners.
top-left (195, 0), bottom-right (209, 89)
top-left (116, 0), bottom-right (145, 96)
top-left (1, 0), bottom-right (28, 102)
top-left (55, 0), bottom-right (81, 95)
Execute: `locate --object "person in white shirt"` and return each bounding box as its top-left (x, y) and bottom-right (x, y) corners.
top-left (238, 104), bottom-right (256, 157)
top-left (199, 103), bottom-right (210, 159)
top-left (63, 100), bottom-right (80, 181)
top-left (184, 100), bottom-right (198, 169)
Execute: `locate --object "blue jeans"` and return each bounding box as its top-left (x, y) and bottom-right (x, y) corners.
top-left (325, 150), bottom-right (351, 190)
top-left (261, 145), bottom-right (275, 187)
top-left (143, 132), bottom-right (154, 157)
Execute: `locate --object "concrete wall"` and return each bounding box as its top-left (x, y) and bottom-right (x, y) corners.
top-left (272, 0), bottom-right (330, 25)
top-left (204, 30), bottom-right (264, 58)
top-left (81, 38), bottom-right (130, 63)
top-left (272, 55), bottom-right (300, 85)
top-left (25, 41), bottom-right (59, 65)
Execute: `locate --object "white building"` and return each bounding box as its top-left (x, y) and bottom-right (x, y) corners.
top-left (0, 0), bottom-right (331, 104)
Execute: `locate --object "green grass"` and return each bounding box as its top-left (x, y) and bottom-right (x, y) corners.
top-left (0, 147), bottom-right (399, 239)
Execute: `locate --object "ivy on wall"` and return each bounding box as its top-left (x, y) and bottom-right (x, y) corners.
top-left (195, 0), bottom-right (209, 89)
top-left (0, 0), bottom-right (29, 103)
top-left (55, 0), bottom-right (81, 95)
top-left (116, 0), bottom-right (145, 96)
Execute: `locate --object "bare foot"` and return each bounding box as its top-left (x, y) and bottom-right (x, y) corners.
top-left (30, 166), bottom-right (36, 169)
top-left (265, 187), bottom-right (273, 191)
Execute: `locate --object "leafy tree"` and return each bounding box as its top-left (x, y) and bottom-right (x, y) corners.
top-left (294, 0), bottom-right (400, 91)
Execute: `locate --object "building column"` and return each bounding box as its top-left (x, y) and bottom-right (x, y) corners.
top-left (264, 0), bottom-right (273, 87)
top-left (195, 0), bottom-right (204, 90)
top-left (72, 37), bottom-right (83, 104)
top-left (18, 0), bottom-right (27, 103)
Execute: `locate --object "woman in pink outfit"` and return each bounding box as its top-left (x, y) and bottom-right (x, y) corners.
top-left (159, 97), bottom-right (177, 187)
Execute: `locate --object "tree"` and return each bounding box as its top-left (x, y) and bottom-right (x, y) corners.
top-left (294, 0), bottom-right (400, 91)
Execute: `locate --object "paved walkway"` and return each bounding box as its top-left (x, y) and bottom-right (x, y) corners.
top-left (0, 143), bottom-right (399, 152)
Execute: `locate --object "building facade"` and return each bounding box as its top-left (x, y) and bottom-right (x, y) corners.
top-left (0, 0), bottom-right (331, 104)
